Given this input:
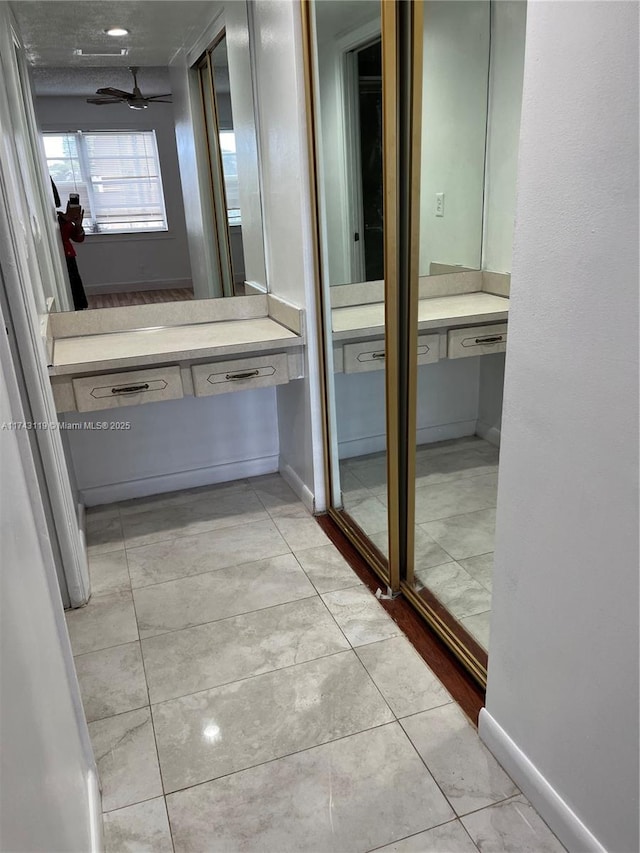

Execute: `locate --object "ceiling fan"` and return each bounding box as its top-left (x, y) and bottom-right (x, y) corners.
top-left (86, 67), bottom-right (171, 110)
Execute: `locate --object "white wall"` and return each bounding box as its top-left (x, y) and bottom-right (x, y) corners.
top-left (36, 96), bottom-right (192, 296)
top-left (170, 53), bottom-right (223, 299)
top-left (477, 352), bottom-right (504, 444)
top-left (251, 0), bottom-right (327, 510)
top-left (0, 309), bottom-right (100, 852)
top-left (482, 0), bottom-right (527, 273)
top-left (314, 1), bottom-right (381, 287)
top-left (419, 0), bottom-right (490, 275)
top-left (63, 389), bottom-right (280, 504)
top-left (482, 3), bottom-right (639, 852)
top-left (337, 358), bottom-right (481, 458)
top-left (226, 0), bottom-right (267, 287)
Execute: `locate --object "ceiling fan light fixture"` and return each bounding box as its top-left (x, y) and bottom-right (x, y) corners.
top-left (105, 27), bottom-right (130, 37)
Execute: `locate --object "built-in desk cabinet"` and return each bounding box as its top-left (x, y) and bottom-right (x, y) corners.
top-left (46, 295), bottom-right (305, 415)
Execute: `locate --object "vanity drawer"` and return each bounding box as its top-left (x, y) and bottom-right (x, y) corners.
top-left (447, 323), bottom-right (508, 359)
top-left (72, 366), bottom-right (183, 412)
top-left (343, 334), bottom-right (440, 374)
top-left (191, 353), bottom-right (289, 397)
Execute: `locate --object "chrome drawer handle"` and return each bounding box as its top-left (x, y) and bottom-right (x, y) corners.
top-left (474, 335), bottom-right (503, 344)
top-left (226, 370), bottom-right (260, 381)
top-left (371, 352), bottom-right (386, 359)
top-left (111, 383), bottom-right (150, 394)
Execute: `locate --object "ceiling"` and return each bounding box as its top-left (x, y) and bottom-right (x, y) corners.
top-left (314, 1), bottom-right (380, 45)
top-left (11, 1), bottom-right (222, 67)
top-left (31, 66), bottom-right (172, 97)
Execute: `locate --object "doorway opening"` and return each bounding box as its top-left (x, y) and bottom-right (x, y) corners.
top-left (347, 38), bottom-right (383, 283)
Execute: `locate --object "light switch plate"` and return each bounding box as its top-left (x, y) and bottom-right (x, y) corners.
top-left (435, 192), bottom-right (445, 217)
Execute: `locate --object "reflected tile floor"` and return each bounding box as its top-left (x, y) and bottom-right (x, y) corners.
top-left (341, 437), bottom-right (498, 652)
top-left (69, 472), bottom-right (563, 852)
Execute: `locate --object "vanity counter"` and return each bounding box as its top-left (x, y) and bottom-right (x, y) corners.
top-left (50, 316), bottom-right (300, 376)
top-left (46, 294), bottom-right (305, 413)
top-left (332, 291), bottom-right (509, 340)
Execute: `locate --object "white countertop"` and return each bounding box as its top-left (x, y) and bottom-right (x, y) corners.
top-left (332, 291), bottom-right (509, 340)
top-left (50, 317), bottom-right (300, 376)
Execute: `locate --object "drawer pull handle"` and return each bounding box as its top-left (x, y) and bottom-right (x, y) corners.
top-left (226, 370), bottom-right (261, 381)
top-left (111, 383), bottom-right (150, 394)
top-left (371, 352), bottom-right (386, 359)
top-left (474, 335), bottom-right (503, 344)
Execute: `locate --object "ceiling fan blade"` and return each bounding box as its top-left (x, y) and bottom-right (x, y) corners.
top-left (144, 93), bottom-right (173, 100)
top-left (86, 97), bottom-right (124, 105)
top-left (144, 99), bottom-right (172, 104)
top-left (96, 87), bottom-right (133, 98)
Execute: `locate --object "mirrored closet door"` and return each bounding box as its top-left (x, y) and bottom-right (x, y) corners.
top-left (305, 0), bottom-right (397, 585)
top-left (305, 0), bottom-right (527, 685)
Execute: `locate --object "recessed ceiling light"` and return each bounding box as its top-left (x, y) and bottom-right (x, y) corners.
top-left (105, 27), bottom-right (129, 37)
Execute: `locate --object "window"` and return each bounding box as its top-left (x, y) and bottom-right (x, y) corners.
top-left (42, 130), bottom-right (168, 234)
top-left (219, 130), bottom-right (241, 226)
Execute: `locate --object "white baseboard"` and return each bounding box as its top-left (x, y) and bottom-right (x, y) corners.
top-left (476, 420), bottom-right (501, 447)
top-left (279, 458), bottom-right (315, 513)
top-left (81, 455), bottom-right (279, 506)
top-left (479, 710), bottom-right (606, 853)
top-left (85, 278), bottom-right (192, 295)
top-left (87, 767), bottom-right (104, 852)
top-left (338, 420), bottom-right (477, 460)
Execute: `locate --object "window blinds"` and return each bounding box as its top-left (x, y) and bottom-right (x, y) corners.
top-left (43, 130), bottom-right (167, 234)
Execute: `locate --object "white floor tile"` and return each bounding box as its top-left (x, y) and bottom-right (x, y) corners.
top-left (66, 591), bottom-right (138, 656)
top-left (458, 552), bottom-right (494, 591)
top-left (322, 586), bottom-right (400, 646)
top-left (374, 819), bottom-right (479, 852)
top-left (461, 795), bottom-right (566, 852)
top-left (89, 708), bottom-right (162, 813)
top-left (132, 552), bottom-right (315, 637)
top-left (121, 489), bottom-right (269, 549)
top-left (272, 515), bottom-right (331, 552)
top-left (166, 723), bottom-right (454, 853)
top-left (421, 509), bottom-right (497, 561)
top-left (416, 561), bottom-right (492, 620)
top-left (86, 512), bottom-right (124, 556)
top-left (126, 519), bottom-right (289, 588)
top-left (103, 797), bottom-right (173, 853)
top-left (401, 703), bottom-right (518, 815)
top-left (75, 642), bottom-right (148, 722)
top-left (88, 549), bottom-right (130, 596)
top-left (141, 597), bottom-right (349, 703)
top-left (356, 636), bottom-right (452, 718)
top-left (294, 543), bottom-right (363, 593)
top-left (152, 651), bottom-right (394, 793)
top-left (460, 610), bottom-right (491, 651)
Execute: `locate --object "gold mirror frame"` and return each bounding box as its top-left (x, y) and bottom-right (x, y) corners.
top-left (301, 0), bottom-right (488, 688)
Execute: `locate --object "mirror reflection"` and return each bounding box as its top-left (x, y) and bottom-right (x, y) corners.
top-left (311, 0), bottom-right (390, 563)
top-left (16, 0), bottom-right (267, 312)
top-left (313, 0), bottom-right (526, 624)
top-left (409, 0), bottom-right (526, 654)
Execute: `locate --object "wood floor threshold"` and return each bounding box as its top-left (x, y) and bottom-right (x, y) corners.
top-left (316, 513), bottom-right (485, 725)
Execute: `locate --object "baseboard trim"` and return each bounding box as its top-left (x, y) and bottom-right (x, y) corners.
top-left (85, 278), bottom-right (192, 295)
top-left (87, 767), bottom-right (104, 853)
top-left (80, 455), bottom-right (279, 506)
top-left (479, 710), bottom-right (606, 853)
top-left (475, 420), bottom-right (501, 447)
top-left (279, 459), bottom-right (315, 513)
top-left (338, 420), bottom-right (477, 460)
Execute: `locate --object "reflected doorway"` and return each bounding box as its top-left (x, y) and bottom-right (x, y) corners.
top-left (198, 32), bottom-right (246, 297)
top-left (348, 38), bottom-right (383, 283)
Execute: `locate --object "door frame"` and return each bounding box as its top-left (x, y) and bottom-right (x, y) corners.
top-left (343, 34), bottom-right (383, 284)
top-left (0, 8), bottom-right (90, 607)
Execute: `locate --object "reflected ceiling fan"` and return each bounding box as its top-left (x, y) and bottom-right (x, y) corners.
top-left (86, 67), bottom-right (171, 110)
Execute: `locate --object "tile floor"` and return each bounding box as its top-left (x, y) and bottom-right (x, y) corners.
top-left (67, 473), bottom-right (564, 852)
top-left (341, 436), bottom-right (498, 650)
